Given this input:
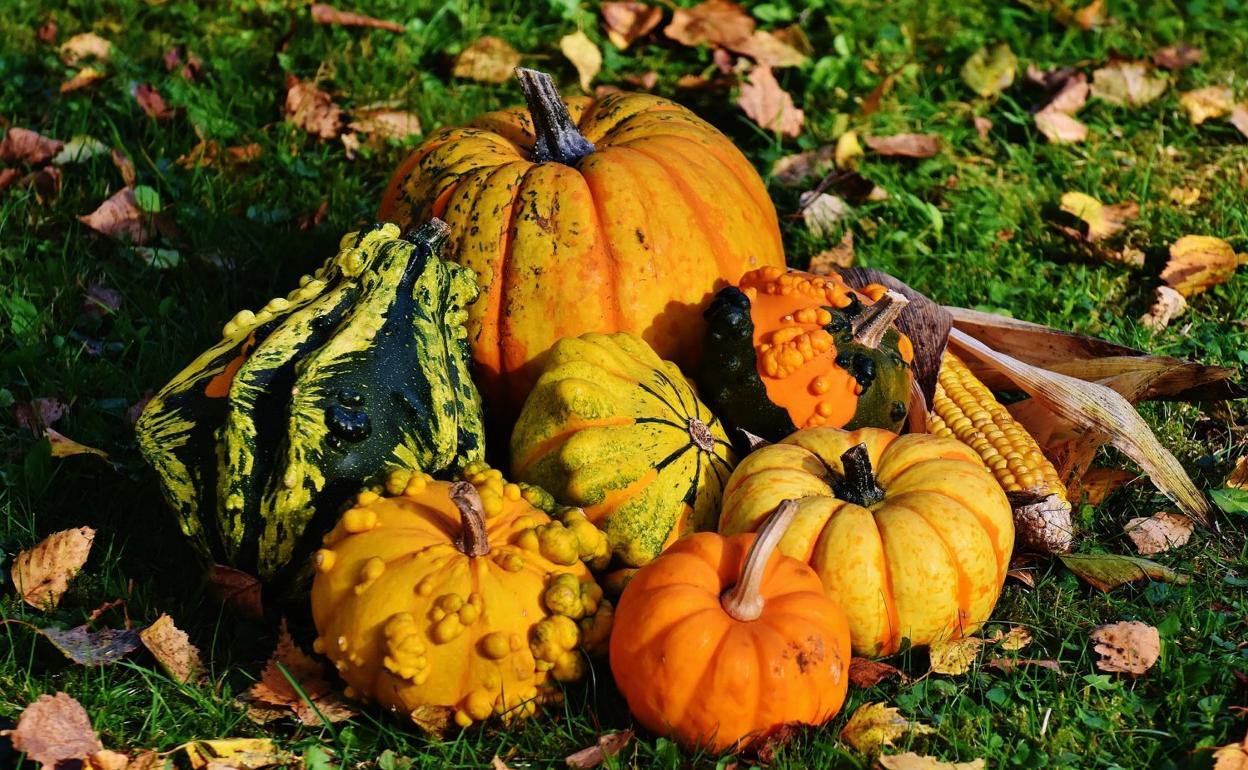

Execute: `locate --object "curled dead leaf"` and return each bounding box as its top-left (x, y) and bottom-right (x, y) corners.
top-left (565, 730), bottom-right (634, 768)
top-left (310, 3), bottom-right (404, 33)
top-left (601, 2), bottom-right (663, 50)
top-left (1, 128), bottom-right (64, 165)
top-left (12, 527), bottom-right (95, 609)
top-left (178, 739), bottom-right (290, 770)
top-left (139, 614), bottom-right (204, 683)
top-left (840, 702), bottom-right (934, 753)
top-left (60, 32), bottom-right (111, 66)
top-left (1, 692), bottom-right (103, 770)
top-left (664, 0), bottom-right (753, 48)
top-left (848, 657), bottom-right (906, 688)
top-left (560, 31), bottom-right (602, 92)
top-left (45, 428), bottom-right (109, 460)
top-left (1059, 552), bottom-right (1190, 591)
top-left (799, 191), bottom-right (850, 239)
top-left (1036, 110), bottom-right (1088, 144)
top-left (283, 77), bottom-right (343, 140)
top-left (453, 36), bottom-right (522, 84)
top-left (1124, 512), bottom-right (1193, 554)
top-left (986, 658), bottom-right (1061, 674)
top-left (1090, 621), bottom-right (1159, 675)
top-left (1059, 192), bottom-right (1138, 242)
top-left (79, 187), bottom-right (153, 244)
top-left (206, 564), bottom-right (264, 620)
top-left (133, 83), bottom-right (172, 120)
top-left (1139, 285), bottom-right (1186, 331)
top-left (1180, 86), bottom-right (1234, 125)
top-left (865, 133), bottom-right (940, 158)
top-left (1161, 235), bottom-right (1247, 297)
top-left (1090, 61), bottom-right (1168, 107)
top-left (737, 66), bottom-right (803, 137)
top-left (60, 67), bottom-right (105, 93)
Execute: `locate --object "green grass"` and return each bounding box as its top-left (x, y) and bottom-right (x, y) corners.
top-left (2, 0), bottom-right (1246, 768)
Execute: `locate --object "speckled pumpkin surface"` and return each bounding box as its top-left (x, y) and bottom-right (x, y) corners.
top-left (310, 464), bottom-right (612, 732)
top-left (719, 427), bottom-right (1014, 657)
top-left (379, 72), bottom-right (785, 414)
top-left (134, 222), bottom-right (485, 590)
top-left (511, 332), bottom-right (737, 567)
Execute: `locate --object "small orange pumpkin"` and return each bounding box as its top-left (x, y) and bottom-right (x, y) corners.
top-left (609, 500), bottom-right (851, 752)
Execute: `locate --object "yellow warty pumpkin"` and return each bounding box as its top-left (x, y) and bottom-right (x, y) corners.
top-left (310, 463), bottom-right (612, 732)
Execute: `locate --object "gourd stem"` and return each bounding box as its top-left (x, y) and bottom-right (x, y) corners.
top-left (852, 289), bottom-right (909, 348)
top-left (834, 443), bottom-right (885, 508)
top-left (449, 481), bottom-right (490, 557)
top-left (515, 67), bottom-right (595, 166)
top-left (722, 499), bottom-right (798, 622)
top-left (400, 217), bottom-right (451, 250)
top-left (687, 417), bottom-right (715, 452)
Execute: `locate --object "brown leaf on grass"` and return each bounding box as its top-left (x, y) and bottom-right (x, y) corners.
top-left (1229, 456), bottom-right (1248, 490)
top-left (985, 658), bottom-right (1062, 674)
top-left (110, 149), bottom-right (136, 186)
top-left (1059, 192), bottom-right (1138, 242)
top-left (14, 398), bottom-right (66, 434)
top-left (973, 115), bottom-right (993, 140)
top-left (560, 31), bottom-right (602, 92)
top-left (601, 2), bottom-right (663, 50)
top-left (79, 187), bottom-right (153, 244)
top-left (60, 32), bottom-right (111, 66)
top-left (60, 67), bottom-right (105, 93)
top-left (207, 564), bottom-right (264, 620)
top-left (248, 621), bottom-right (357, 725)
top-left (228, 143), bottom-right (263, 163)
top-left (1036, 110), bottom-right (1088, 143)
top-left (311, 3), bottom-right (404, 33)
top-left (1180, 86), bottom-right (1234, 125)
top-left (1091, 621), bottom-right (1159, 675)
top-left (810, 230), bottom-right (855, 273)
top-left (865, 133), bottom-right (940, 158)
top-left (799, 191), bottom-right (850, 239)
top-left (1071, 0), bottom-right (1107, 29)
top-left (1214, 729), bottom-right (1248, 769)
top-left (38, 17), bottom-right (58, 44)
top-left (961, 43), bottom-right (1016, 98)
top-left (1080, 467), bottom-right (1136, 505)
top-left (283, 76), bottom-right (343, 139)
top-left (133, 84), bottom-right (173, 120)
top-left (565, 730), bottom-right (634, 769)
top-left (879, 753), bottom-right (987, 770)
top-left (738, 66), bottom-right (803, 137)
top-left (840, 702), bottom-right (934, 754)
top-left (140, 614), bottom-right (203, 683)
top-left (85, 750), bottom-right (131, 770)
top-left (452, 36), bottom-right (522, 84)
top-left (929, 637), bottom-right (985, 675)
top-left (1034, 72), bottom-right (1089, 143)
top-left (348, 110), bottom-right (422, 142)
top-left (730, 30), bottom-right (807, 68)
top-left (1059, 552), bottom-right (1190, 591)
top-left (664, 0), bottom-right (753, 47)
top-left (340, 131), bottom-right (360, 159)
top-left (1153, 44), bottom-right (1203, 71)
top-left (0, 167), bottom-right (20, 191)
top-left (1, 693), bottom-right (103, 769)
top-left (1, 128), bottom-right (64, 165)
top-left (990, 626), bottom-right (1033, 651)
top-left (1091, 62), bottom-right (1168, 107)
top-left (1231, 105), bottom-right (1248, 138)
top-left (848, 657), bottom-right (906, 688)
top-left (45, 428), bottom-right (109, 460)
top-left (772, 146), bottom-right (834, 187)
top-left (1139, 285), bottom-right (1187, 331)
top-left (12, 527), bottom-right (95, 609)
top-left (1161, 235), bottom-right (1248, 297)
top-left (39, 625), bottom-right (142, 666)
top-left (1006, 567), bottom-right (1036, 587)
top-left (1124, 512), bottom-right (1193, 554)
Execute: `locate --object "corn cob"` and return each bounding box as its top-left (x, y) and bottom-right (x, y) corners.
top-left (928, 351), bottom-right (1074, 553)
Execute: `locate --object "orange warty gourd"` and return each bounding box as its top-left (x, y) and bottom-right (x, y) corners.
top-left (719, 427), bottom-right (1014, 657)
top-left (610, 500), bottom-right (851, 752)
top-left (379, 68), bottom-right (785, 413)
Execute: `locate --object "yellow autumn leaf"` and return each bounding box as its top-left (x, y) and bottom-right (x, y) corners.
top-left (1161, 235), bottom-right (1248, 297)
top-left (179, 739), bottom-right (290, 770)
top-left (560, 31), bottom-right (602, 92)
top-left (880, 753), bottom-right (987, 770)
top-left (453, 37), bottom-right (522, 84)
top-left (928, 637), bottom-right (985, 675)
top-left (1060, 192), bottom-right (1139, 242)
top-left (839, 702), bottom-right (934, 753)
top-left (835, 130), bottom-right (864, 169)
top-left (1179, 86), bottom-right (1233, 125)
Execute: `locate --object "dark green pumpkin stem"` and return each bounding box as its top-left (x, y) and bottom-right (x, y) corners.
top-left (450, 481), bottom-right (490, 557)
top-left (515, 67), bottom-right (595, 166)
top-left (401, 217), bottom-right (451, 251)
top-left (852, 289), bottom-right (909, 348)
top-left (834, 443), bottom-right (885, 507)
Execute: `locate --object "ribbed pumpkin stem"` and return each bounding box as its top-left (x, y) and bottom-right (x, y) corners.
top-left (722, 499), bottom-right (798, 622)
top-left (834, 443), bottom-right (885, 507)
top-left (450, 481), bottom-right (490, 557)
top-left (852, 289), bottom-right (909, 348)
top-left (515, 67), bottom-right (595, 166)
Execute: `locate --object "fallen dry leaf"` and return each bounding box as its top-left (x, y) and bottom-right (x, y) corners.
top-left (601, 1), bottom-right (663, 49)
top-left (340, 131), bottom-right (360, 159)
top-left (1153, 44), bottom-right (1203, 71)
top-left (992, 626), bottom-right (1033, 651)
top-left (1090, 61), bottom-right (1168, 107)
top-left (865, 133), bottom-right (940, 158)
top-left (1214, 729), bottom-right (1248, 769)
top-left (810, 230), bottom-right (855, 273)
top-left (283, 76), bottom-right (343, 140)
top-left (730, 30), bottom-right (807, 68)
top-left (247, 621), bottom-right (356, 726)
top-left (1169, 186), bottom-right (1201, 207)
top-left (1139, 285), bottom-right (1187, 331)
top-left (140, 614), bottom-right (203, 683)
top-left (60, 67), bottom-right (105, 93)
top-left (1080, 467), bottom-right (1136, 504)
top-left (1059, 192), bottom-right (1138, 242)
top-left (14, 398), bottom-right (65, 434)
top-left (38, 16), bottom-right (58, 44)
top-left (961, 42), bottom-right (1016, 98)
top-left (737, 65), bottom-right (803, 137)
top-left (1036, 110), bottom-right (1088, 143)
top-left (836, 130), bottom-right (865, 168)
top-left (111, 149), bottom-right (136, 186)
top-left (986, 658), bottom-right (1062, 674)
top-left (60, 32), bottom-right (111, 66)
top-left (840, 702), bottom-right (934, 753)
top-left (624, 71), bottom-right (659, 90)
top-left (85, 750), bottom-right (131, 770)
top-left (1060, 552), bottom-right (1190, 591)
top-left (207, 564), bottom-right (264, 620)
top-left (1231, 105), bottom-right (1248, 138)
top-left (848, 657), bottom-right (906, 688)
top-left (879, 753), bottom-right (987, 770)
top-left (664, 0), bottom-right (753, 48)
top-left (1, 128), bottom-right (64, 165)
top-left (1091, 621), bottom-right (1160, 675)
top-left (1006, 567), bottom-right (1036, 588)
top-left (452, 36), bottom-right (522, 84)
top-left (1180, 86), bottom-right (1233, 125)
top-left (45, 428), bottom-right (109, 460)
top-left (1071, 0), bottom-right (1107, 29)
top-left (1229, 456), bottom-right (1248, 490)
top-left (79, 187), bottom-right (153, 244)
top-left (799, 191), bottom-right (850, 239)
top-left (348, 110), bottom-right (422, 141)
top-left (51, 136), bottom-right (107, 166)
top-left (12, 527), bottom-right (95, 609)
top-left (565, 730), bottom-right (634, 769)
top-left (228, 144), bottom-right (263, 163)
top-left (1034, 72), bottom-right (1090, 143)
top-left (1161, 235), bottom-right (1247, 297)
top-left (39, 625), bottom-right (142, 666)
top-left (132, 83), bottom-right (172, 120)
top-left (178, 739), bottom-right (290, 770)
top-left (973, 115), bottom-right (993, 140)
top-left (1124, 512), bottom-right (1193, 554)
top-left (560, 31), bottom-right (602, 92)
top-left (772, 145), bottom-right (835, 186)
top-left (0, 167), bottom-right (21, 191)
top-left (311, 3), bottom-right (404, 33)
top-left (84, 283), bottom-right (121, 316)
top-left (1, 692), bottom-right (103, 770)
top-left (928, 637), bottom-right (985, 675)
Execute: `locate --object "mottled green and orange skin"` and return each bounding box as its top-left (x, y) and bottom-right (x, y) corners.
top-left (379, 92), bottom-right (785, 413)
top-left (719, 427), bottom-right (1014, 657)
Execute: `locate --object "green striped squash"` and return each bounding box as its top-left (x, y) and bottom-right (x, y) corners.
top-left (135, 221), bottom-right (485, 592)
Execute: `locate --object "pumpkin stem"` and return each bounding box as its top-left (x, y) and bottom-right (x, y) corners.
top-left (688, 418), bottom-right (715, 452)
top-left (449, 481), bottom-right (490, 557)
top-left (400, 217), bottom-right (451, 251)
top-left (834, 443), bottom-right (885, 508)
top-left (737, 427), bottom-right (772, 453)
top-left (851, 289), bottom-right (909, 348)
top-left (722, 499), bottom-right (798, 622)
top-left (515, 67), bottom-right (595, 166)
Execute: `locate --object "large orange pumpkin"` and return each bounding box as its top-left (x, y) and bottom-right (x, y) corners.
top-left (380, 68), bottom-right (785, 413)
top-left (719, 427), bottom-right (1014, 657)
top-left (610, 500), bottom-right (851, 752)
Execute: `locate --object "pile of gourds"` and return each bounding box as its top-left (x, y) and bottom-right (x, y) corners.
top-left (137, 68), bottom-right (1026, 753)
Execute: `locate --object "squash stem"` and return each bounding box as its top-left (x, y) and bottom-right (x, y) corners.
top-left (722, 499), bottom-right (798, 622)
top-left (852, 289), bottom-right (909, 348)
top-left (834, 443), bottom-right (885, 507)
top-left (449, 481), bottom-right (490, 557)
top-left (400, 217), bottom-right (451, 251)
top-left (515, 67), bottom-right (595, 166)
top-left (687, 418), bottom-right (715, 452)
